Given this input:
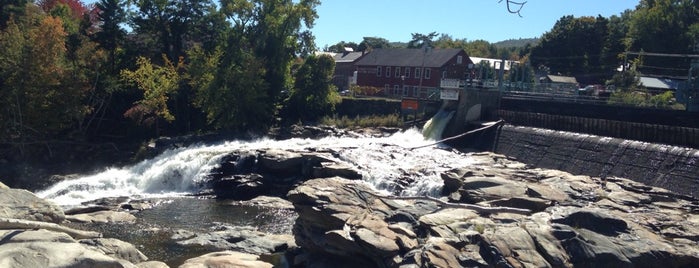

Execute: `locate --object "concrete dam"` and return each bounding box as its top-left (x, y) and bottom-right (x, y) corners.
top-left (438, 88), bottom-right (699, 198)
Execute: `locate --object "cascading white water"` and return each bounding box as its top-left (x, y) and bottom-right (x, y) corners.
top-left (37, 128), bottom-right (479, 206)
top-left (421, 109), bottom-right (455, 141)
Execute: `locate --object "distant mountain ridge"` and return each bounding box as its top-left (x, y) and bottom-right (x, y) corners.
top-left (493, 38), bottom-right (539, 48)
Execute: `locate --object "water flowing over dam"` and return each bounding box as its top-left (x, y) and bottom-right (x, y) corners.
top-left (37, 128), bottom-right (476, 206)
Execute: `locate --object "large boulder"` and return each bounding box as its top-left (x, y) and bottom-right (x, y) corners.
top-left (0, 188), bottom-right (64, 223)
top-left (0, 229), bottom-right (137, 268)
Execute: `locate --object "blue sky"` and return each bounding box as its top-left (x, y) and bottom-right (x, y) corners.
top-left (313, 0), bottom-right (640, 48)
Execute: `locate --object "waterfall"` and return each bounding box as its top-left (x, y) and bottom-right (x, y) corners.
top-left (36, 129), bottom-right (478, 206)
top-left (421, 108), bottom-right (455, 141)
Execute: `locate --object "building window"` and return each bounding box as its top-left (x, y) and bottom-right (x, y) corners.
top-left (457, 56), bottom-right (463, 64)
top-left (405, 67), bottom-right (410, 78)
top-left (403, 85), bottom-right (409, 96)
top-left (386, 66), bottom-right (391, 78)
top-left (377, 66), bottom-right (382, 77)
top-left (424, 68), bottom-right (431, 79)
top-left (394, 85), bottom-right (400, 96)
top-left (413, 86), bottom-right (419, 97)
top-left (384, 84), bottom-right (390, 94)
top-left (395, 67), bottom-right (401, 77)
top-left (442, 71), bottom-right (447, 79)
top-left (415, 68), bottom-right (421, 79)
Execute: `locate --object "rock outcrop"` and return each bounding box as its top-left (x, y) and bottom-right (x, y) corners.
top-left (0, 187), bottom-right (156, 268)
top-left (0, 187), bottom-right (65, 223)
top-left (286, 152), bottom-right (699, 268)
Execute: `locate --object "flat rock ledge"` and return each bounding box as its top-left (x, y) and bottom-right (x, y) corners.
top-left (286, 152), bottom-right (699, 268)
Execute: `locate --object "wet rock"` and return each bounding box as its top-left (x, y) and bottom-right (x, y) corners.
top-left (311, 161), bottom-right (362, 180)
top-left (212, 174), bottom-right (268, 200)
top-left (0, 188), bottom-right (65, 223)
top-left (257, 149), bottom-right (304, 175)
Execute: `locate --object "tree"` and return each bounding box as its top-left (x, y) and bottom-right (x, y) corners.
top-left (325, 41), bottom-right (358, 53)
top-left (188, 42), bottom-right (270, 132)
top-left (531, 15), bottom-right (613, 84)
top-left (94, 0), bottom-right (126, 72)
top-left (220, 0), bottom-right (320, 125)
top-left (358, 36), bottom-right (391, 51)
top-left (627, 0), bottom-right (699, 77)
top-left (286, 54), bottom-right (340, 121)
top-left (131, 0), bottom-right (216, 61)
top-left (407, 32), bottom-right (438, 49)
top-left (120, 56), bottom-right (181, 134)
top-left (0, 0), bottom-right (28, 28)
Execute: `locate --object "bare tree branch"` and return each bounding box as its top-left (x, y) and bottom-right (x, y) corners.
top-left (499, 0), bottom-right (527, 17)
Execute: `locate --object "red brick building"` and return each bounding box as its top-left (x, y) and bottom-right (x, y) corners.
top-left (354, 48), bottom-right (473, 99)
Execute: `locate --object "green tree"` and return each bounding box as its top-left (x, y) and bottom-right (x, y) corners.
top-left (531, 15), bottom-right (612, 84)
top-left (325, 41), bottom-right (358, 53)
top-left (120, 56), bottom-right (181, 134)
top-left (358, 36), bottom-right (391, 51)
top-left (407, 31), bottom-right (438, 49)
top-left (188, 42), bottom-right (270, 132)
top-left (131, 0), bottom-right (216, 61)
top-left (94, 0), bottom-right (126, 72)
top-left (627, 0), bottom-right (699, 77)
top-left (220, 0), bottom-right (320, 125)
top-left (0, 0), bottom-right (28, 28)
top-left (286, 54), bottom-right (340, 121)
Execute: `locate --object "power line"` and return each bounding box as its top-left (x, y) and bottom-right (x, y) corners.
top-left (626, 51), bottom-right (699, 58)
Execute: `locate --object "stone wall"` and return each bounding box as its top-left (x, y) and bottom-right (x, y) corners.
top-left (489, 124), bottom-right (699, 198)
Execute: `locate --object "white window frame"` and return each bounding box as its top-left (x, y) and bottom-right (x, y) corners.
top-left (457, 56), bottom-right (463, 64)
top-left (414, 68), bottom-right (421, 79)
top-left (386, 66), bottom-right (391, 78)
top-left (384, 84), bottom-right (390, 94)
top-left (424, 68), bottom-right (431, 79)
top-left (377, 66), bottom-right (382, 77)
top-left (405, 67), bottom-right (410, 78)
top-left (395, 67), bottom-right (401, 77)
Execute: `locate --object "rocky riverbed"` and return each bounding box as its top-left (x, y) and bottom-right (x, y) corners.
top-left (1, 126), bottom-right (698, 267)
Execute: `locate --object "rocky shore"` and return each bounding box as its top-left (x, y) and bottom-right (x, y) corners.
top-left (1, 127), bottom-right (698, 267)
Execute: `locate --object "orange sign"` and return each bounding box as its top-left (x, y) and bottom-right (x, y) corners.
top-left (401, 99), bottom-right (419, 110)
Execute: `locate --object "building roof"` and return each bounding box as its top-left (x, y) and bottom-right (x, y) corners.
top-left (354, 48), bottom-right (465, 68)
top-left (639, 77), bottom-right (682, 90)
top-left (333, 51), bottom-right (365, 63)
top-left (547, 75), bottom-right (578, 84)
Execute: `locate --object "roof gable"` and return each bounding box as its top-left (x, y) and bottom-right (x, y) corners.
top-left (333, 52), bottom-right (365, 63)
top-left (355, 48), bottom-right (465, 67)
